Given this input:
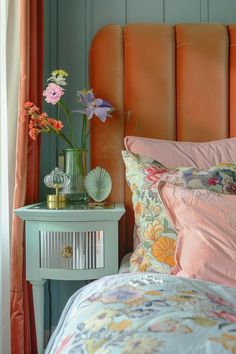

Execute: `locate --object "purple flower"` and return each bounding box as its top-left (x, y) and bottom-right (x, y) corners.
top-left (76, 90), bottom-right (113, 122)
top-left (43, 83), bottom-right (64, 105)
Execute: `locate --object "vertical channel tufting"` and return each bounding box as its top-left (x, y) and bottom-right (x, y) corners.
top-left (90, 25), bottom-right (125, 203)
top-left (176, 24), bottom-right (228, 141)
top-left (90, 25), bottom-right (126, 258)
top-left (124, 23), bottom-right (176, 139)
top-left (228, 25), bottom-right (236, 137)
top-left (124, 23), bottom-right (175, 252)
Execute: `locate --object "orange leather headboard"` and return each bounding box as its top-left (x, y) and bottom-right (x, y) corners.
top-left (89, 23), bottom-right (236, 259)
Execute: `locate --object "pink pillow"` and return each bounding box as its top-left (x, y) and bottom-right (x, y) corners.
top-left (125, 136), bottom-right (236, 169)
top-left (159, 182), bottom-right (236, 287)
top-left (125, 135), bottom-right (236, 248)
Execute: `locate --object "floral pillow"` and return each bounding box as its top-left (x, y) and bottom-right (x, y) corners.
top-left (122, 151), bottom-right (236, 274)
top-left (160, 162), bottom-right (236, 194)
top-left (122, 151), bottom-right (179, 273)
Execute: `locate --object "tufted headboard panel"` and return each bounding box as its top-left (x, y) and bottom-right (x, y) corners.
top-left (89, 23), bottom-right (236, 258)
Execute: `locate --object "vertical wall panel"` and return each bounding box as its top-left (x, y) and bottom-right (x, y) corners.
top-left (165, 0), bottom-right (201, 23)
top-left (92, 0), bottom-right (126, 35)
top-left (200, 0), bottom-right (209, 22)
top-left (57, 0), bottom-right (86, 152)
top-left (209, 0), bottom-right (236, 23)
top-left (127, 0), bottom-right (163, 22)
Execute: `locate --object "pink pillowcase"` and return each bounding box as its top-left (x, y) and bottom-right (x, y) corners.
top-left (159, 182), bottom-right (236, 287)
top-left (125, 135), bottom-right (236, 248)
top-left (125, 136), bottom-right (236, 169)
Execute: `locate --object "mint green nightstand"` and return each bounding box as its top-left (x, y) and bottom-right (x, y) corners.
top-left (15, 202), bottom-right (125, 354)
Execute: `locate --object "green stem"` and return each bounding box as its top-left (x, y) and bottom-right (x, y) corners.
top-left (81, 115), bottom-right (87, 149)
top-left (86, 124), bottom-right (92, 138)
top-left (58, 100), bottom-right (77, 147)
top-left (59, 132), bottom-right (75, 148)
top-left (42, 129), bottom-right (75, 148)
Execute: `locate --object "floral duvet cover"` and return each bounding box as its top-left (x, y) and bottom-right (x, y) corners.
top-left (45, 273), bottom-right (236, 354)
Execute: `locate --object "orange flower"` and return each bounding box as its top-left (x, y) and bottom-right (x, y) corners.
top-left (47, 118), bottom-right (64, 131)
top-left (24, 101), bottom-right (34, 108)
top-left (29, 119), bottom-right (34, 129)
top-left (29, 128), bottom-right (37, 141)
top-left (148, 204), bottom-right (161, 216)
top-left (134, 201), bottom-right (144, 219)
top-left (210, 333), bottom-right (236, 353)
top-left (152, 236), bottom-right (176, 267)
top-left (144, 220), bottom-right (164, 241)
top-left (41, 112), bottom-right (48, 119)
top-left (109, 320), bottom-right (132, 332)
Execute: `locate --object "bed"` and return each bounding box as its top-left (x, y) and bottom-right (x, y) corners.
top-left (45, 23), bottom-right (236, 353)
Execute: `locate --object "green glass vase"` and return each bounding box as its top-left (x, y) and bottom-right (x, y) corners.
top-left (63, 148), bottom-right (88, 202)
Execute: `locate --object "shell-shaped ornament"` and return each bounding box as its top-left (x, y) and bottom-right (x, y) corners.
top-left (84, 167), bottom-right (112, 202)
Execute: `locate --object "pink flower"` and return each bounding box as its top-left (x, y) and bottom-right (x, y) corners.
top-left (54, 334), bottom-right (74, 354)
top-left (144, 166), bottom-right (168, 191)
top-left (43, 83), bottom-right (64, 105)
top-left (211, 311), bottom-right (236, 323)
top-left (208, 177), bottom-right (220, 185)
top-left (207, 293), bottom-right (233, 308)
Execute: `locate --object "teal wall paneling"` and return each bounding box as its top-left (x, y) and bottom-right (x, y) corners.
top-left (42, 0), bottom-right (236, 340)
top-left (200, 0), bottom-right (209, 22)
top-left (91, 0), bottom-right (126, 35)
top-left (127, 0), bottom-right (164, 22)
top-left (165, 0), bottom-right (201, 23)
top-left (209, 0), bottom-right (236, 23)
top-left (57, 0), bottom-right (87, 154)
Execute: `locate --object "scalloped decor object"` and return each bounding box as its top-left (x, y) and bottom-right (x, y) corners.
top-left (84, 167), bottom-right (112, 202)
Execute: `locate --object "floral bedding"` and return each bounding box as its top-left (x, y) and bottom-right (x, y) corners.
top-left (45, 273), bottom-right (236, 354)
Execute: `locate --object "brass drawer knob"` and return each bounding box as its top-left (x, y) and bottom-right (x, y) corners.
top-left (62, 245), bottom-right (73, 258)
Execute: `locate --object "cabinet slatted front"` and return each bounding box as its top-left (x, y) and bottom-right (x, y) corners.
top-left (40, 230), bottom-right (104, 269)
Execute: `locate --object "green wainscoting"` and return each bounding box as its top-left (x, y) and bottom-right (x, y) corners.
top-left (42, 0), bottom-right (236, 338)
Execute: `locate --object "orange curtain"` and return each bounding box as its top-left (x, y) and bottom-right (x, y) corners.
top-left (11, 1), bottom-right (44, 353)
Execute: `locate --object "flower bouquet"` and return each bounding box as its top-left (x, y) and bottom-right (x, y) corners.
top-left (24, 69), bottom-right (114, 202)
